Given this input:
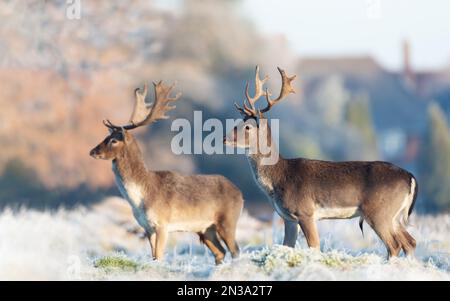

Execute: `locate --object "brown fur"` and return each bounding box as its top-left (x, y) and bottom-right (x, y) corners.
top-left (91, 130), bottom-right (243, 264)
top-left (226, 119), bottom-right (417, 259)
top-left (226, 65), bottom-right (417, 258)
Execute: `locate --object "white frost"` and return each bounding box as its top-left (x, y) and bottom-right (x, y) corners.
top-left (0, 197), bottom-right (448, 280)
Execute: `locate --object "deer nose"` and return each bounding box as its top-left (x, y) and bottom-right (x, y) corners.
top-left (89, 148), bottom-right (97, 157)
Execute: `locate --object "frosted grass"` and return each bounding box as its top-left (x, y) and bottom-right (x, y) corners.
top-left (0, 198), bottom-right (448, 280)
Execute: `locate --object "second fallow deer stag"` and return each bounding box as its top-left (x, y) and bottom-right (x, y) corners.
top-left (90, 82), bottom-right (243, 264)
top-left (224, 66), bottom-right (418, 259)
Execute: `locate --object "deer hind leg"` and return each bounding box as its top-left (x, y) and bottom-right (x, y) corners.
top-left (298, 217), bottom-right (320, 249)
top-left (395, 226), bottom-right (416, 257)
top-left (386, 231), bottom-right (402, 259)
top-left (216, 222), bottom-right (240, 259)
top-left (283, 219), bottom-right (298, 248)
top-left (367, 220), bottom-right (401, 259)
top-left (201, 225), bottom-right (227, 265)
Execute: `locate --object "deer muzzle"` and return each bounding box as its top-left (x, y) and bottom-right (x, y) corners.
top-left (89, 147), bottom-right (101, 159)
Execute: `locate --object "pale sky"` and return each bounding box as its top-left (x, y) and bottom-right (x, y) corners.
top-left (242, 0), bottom-right (450, 71)
top-left (154, 0), bottom-right (450, 71)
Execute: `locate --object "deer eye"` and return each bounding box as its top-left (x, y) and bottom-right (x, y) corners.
top-left (110, 139), bottom-right (118, 145)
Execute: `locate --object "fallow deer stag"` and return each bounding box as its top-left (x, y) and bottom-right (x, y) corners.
top-left (90, 82), bottom-right (243, 264)
top-left (224, 66), bottom-right (418, 258)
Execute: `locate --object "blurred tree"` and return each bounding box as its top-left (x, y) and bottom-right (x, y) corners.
top-left (0, 0), bottom-right (300, 207)
top-left (0, 158), bottom-right (111, 210)
top-left (308, 75), bottom-right (350, 127)
top-left (344, 92), bottom-right (378, 160)
top-left (419, 103), bottom-right (450, 212)
top-left (0, 159), bottom-right (43, 208)
top-left (162, 0), bottom-right (261, 67)
top-left (280, 128), bottom-right (326, 160)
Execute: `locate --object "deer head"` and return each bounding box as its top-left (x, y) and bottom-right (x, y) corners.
top-left (224, 66), bottom-right (296, 150)
top-left (90, 82), bottom-right (181, 160)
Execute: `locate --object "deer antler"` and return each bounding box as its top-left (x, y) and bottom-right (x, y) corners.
top-left (129, 83), bottom-right (150, 125)
top-left (104, 81), bottom-right (181, 131)
top-left (234, 66), bottom-right (295, 119)
top-left (261, 67), bottom-right (296, 113)
top-left (235, 65), bottom-right (270, 118)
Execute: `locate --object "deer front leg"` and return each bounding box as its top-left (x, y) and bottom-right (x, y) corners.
top-left (154, 227), bottom-right (168, 260)
top-left (283, 219), bottom-right (298, 247)
top-left (298, 217), bottom-right (320, 249)
top-left (146, 230), bottom-right (156, 259)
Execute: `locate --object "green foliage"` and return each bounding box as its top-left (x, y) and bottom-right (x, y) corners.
top-left (319, 252), bottom-right (368, 268)
top-left (419, 103), bottom-right (450, 212)
top-left (345, 92), bottom-right (378, 160)
top-left (251, 246), bottom-right (305, 273)
top-left (251, 245), bottom-right (371, 274)
top-left (281, 130), bottom-right (326, 160)
top-left (94, 255), bottom-right (139, 271)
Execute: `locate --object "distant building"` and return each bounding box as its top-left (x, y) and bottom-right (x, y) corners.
top-left (296, 42), bottom-right (444, 166)
top-left (401, 40), bottom-right (450, 100)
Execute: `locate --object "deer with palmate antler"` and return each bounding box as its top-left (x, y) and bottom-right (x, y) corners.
top-left (224, 66), bottom-right (418, 259)
top-left (90, 82), bottom-right (243, 264)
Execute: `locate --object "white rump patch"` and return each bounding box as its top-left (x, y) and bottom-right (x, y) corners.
top-left (393, 177), bottom-right (415, 228)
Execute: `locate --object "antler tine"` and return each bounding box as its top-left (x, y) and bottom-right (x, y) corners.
top-left (128, 83), bottom-right (150, 126)
top-left (130, 81), bottom-right (181, 128)
top-left (234, 102), bottom-right (252, 117)
top-left (103, 119), bottom-right (119, 129)
top-left (260, 67), bottom-right (296, 113)
top-left (234, 102), bottom-right (244, 113)
top-left (102, 82), bottom-right (181, 131)
top-left (103, 119), bottom-right (110, 128)
top-left (243, 65), bottom-right (269, 117)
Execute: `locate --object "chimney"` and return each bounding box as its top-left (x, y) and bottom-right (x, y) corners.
top-left (403, 40), bottom-right (415, 89)
top-left (403, 41), bottom-right (411, 74)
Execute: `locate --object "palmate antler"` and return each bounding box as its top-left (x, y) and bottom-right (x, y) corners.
top-left (104, 81), bottom-right (181, 131)
top-left (235, 66), bottom-right (296, 118)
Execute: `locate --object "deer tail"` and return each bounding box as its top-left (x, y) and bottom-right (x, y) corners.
top-left (359, 216), bottom-right (364, 238)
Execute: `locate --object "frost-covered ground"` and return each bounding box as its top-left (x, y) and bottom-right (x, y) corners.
top-left (0, 197), bottom-right (449, 280)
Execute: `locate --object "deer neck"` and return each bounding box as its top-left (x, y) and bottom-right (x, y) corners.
top-left (111, 139), bottom-right (152, 208)
top-left (246, 133), bottom-right (296, 221)
top-left (246, 136), bottom-right (286, 194)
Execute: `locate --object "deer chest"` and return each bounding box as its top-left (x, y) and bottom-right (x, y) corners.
top-left (253, 170), bottom-right (297, 222)
top-left (112, 163), bottom-right (155, 233)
